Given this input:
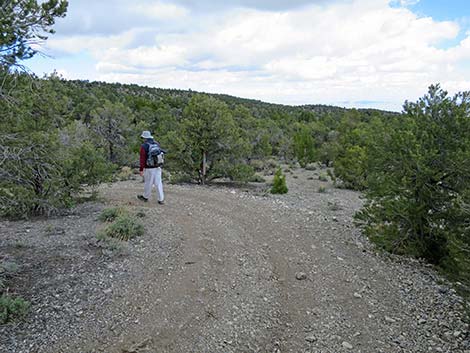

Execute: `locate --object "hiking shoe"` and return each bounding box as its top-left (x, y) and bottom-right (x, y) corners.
top-left (158, 200), bottom-right (165, 205)
top-left (137, 195), bottom-right (148, 202)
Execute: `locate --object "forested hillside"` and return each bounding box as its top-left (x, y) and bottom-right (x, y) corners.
top-left (0, 71), bottom-right (394, 214)
top-left (1, 71), bottom-right (470, 292)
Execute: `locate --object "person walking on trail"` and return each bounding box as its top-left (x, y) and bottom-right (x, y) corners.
top-left (137, 131), bottom-right (165, 204)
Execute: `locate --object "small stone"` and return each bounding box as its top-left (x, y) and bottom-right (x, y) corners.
top-left (385, 316), bottom-right (396, 323)
top-left (418, 318), bottom-right (427, 325)
top-left (353, 292), bottom-right (362, 299)
top-left (342, 341), bottom-right (353, 350)
top-left (453, 331), bottom-right (461, 337)
top-left (296, 272), bottom-right (307, 280)
top-left (438, 287), bottom-right (448, 294)
top-left (305, 335), bottom-right (317, 343)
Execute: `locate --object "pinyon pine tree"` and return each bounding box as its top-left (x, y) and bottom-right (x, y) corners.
top-left (356, 85), bottom-right (470, 283)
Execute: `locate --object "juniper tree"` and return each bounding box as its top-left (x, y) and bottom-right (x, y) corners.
top-left (181, 94), bottom-right (252, 184)
top-left (357, 85), bottom-right (470, 282)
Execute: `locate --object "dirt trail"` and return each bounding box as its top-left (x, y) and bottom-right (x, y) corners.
top-left (1, 170), bottom-right (469, 353)
top-left (56, 176), bottom-right (469, 352)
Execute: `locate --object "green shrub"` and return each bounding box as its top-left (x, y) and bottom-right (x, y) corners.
top-left (96, 232), bottom-right (126, 253)
top-left (317, 186), bottom-right (327, 193)
top-left (293, 125), bottom-right (316, 167)
top-left (103, 215), bottom-right (144, 241)
top-left (61, 141), bottom-right (115, 193)
top-left (116, 166), bottom-right (133, 181)
top-left (356, 85), bottom-right (470, 286)
top-left (249, 159), bottom-right (265, 172)
top-left (1, 261), bottom-right (19, 274)
top-left (0, 133), bottom-right (72, 218)
top-left (249, 174), bottom-right (266, 183)
top-left (305, 163), bottom-right (317, 171)
top-left (319, 173), bottom-right (328, 182)
top-left (44, 223), bottom-right (54, 234)
top-left (168, 172), bottom-right (192, 184)
top-left (0, 295), bottom-right (30, 324)
top-left (333, 145), bottom-right (367, 190)
top-left (98, 207), bottom-right (123, 222)
top-left (228, 164), bottom-right (255, 183)
top-left (266, 159), bottom-right (278, 170)
top-left (326, 169), bottom-right (336, 183)
top-left (271, 168), bottom-right (288, 194)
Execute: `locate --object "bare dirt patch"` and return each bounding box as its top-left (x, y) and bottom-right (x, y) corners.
top-left (1, 169), bottom-right (469, 353)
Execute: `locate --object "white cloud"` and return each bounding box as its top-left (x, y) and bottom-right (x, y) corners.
top-left (99, 45), bottom-right (187, 69)
top-left (132, 1), bottom-right (189, 20)
top-left (37, 0), bottom-right (470, 111)
top-left (265, 56), bottom-right (337, 80)
top-left (45, 30), bottom-right (138, 55)
top-left (390, 0), bottom-right (420, 6)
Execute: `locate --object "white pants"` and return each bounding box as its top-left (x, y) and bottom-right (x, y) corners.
top-left (143, 168), bottom-right (164, 202)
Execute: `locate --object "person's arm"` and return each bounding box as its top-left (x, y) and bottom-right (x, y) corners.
top-left (139, 145), bottom-right (146, 176)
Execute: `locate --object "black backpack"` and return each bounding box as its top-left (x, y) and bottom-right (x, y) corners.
top-left (146, 143), bottom-right (164, 167)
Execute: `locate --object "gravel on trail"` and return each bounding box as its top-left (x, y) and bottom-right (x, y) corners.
top-left (1, 168), bottom-right (469, 353)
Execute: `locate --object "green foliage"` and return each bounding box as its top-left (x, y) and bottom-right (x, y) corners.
top-left (101, 215), bottom-right (144, 241)
top-left (0, 261), bottom-right (19, 293)
top-left (254, 133), bottom-right (273, 158)
top-left (271, 168), bottom-right (288, 194)
top-left (249, 174), bottom-right (266, 183)
top-left (0, 132), bottom-right (72, 217)
top-left (356, 85), bottom-right (470, 284)
top-left (1, 62), bottom-right (399, 217)
top-left (330, 110), bottom-right (389, 189)
top-left (292, 124), bottom-right (316, 167)
top-left (334, 145), bottom-right (368, 189)
top-left (61, 141), bottom-right (115, 191)
top-left (227, 164), bottom-right (255, 183)
top-left (304, 163), bottom-right (317, 171)
top-left (318, 186), bottom-right (327, 193)
top-left (95, 232), bottom-right (126, 254)
top-left (0, 0), bottom-right (68, 69)
top-left (180, 94), bottom-right (253, 184)
top-left (265, 159), bottom-right (279, 170)
top-left (98, 207), bottom-right (123, 222)
top-left (318, 173), bottom-right (328, 182)
top-left (116, 166), bottom-right (133, 181)
top-left (90, 100), bottom-right (134, 165)
top-left (0, 295), bottom-right (30, 324)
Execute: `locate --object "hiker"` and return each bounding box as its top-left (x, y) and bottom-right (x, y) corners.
top-left (137, 131), bottom-right (165, 204)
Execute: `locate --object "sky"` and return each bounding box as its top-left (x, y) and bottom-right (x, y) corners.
top-left (28, 0), bottom-right (470, 111)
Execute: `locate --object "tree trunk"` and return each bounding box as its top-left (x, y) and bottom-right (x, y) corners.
top-left (201, 151), bottom-right (207, 185)
top-left (109, 141), bottom-right (114, 163)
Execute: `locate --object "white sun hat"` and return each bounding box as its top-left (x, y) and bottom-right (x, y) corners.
top-left (141, 131), bottom-right (153, 139)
